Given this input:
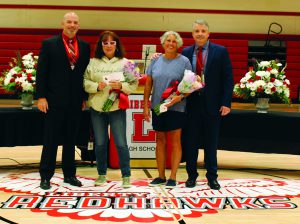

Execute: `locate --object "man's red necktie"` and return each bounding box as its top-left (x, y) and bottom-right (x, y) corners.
top-left (196, 47), bottom-right (203, 75)
top-left (68, 40), bottom-right (77, 68)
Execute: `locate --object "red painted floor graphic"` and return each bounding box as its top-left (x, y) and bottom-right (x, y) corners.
top-left (0, 172), bottom-right (300, 223)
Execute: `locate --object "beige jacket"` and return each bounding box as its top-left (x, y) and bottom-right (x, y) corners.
top-left (84, 57), bottom-right (138, 112)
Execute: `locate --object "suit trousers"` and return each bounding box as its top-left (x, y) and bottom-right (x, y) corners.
top-left (182, 93), bottom-right (221, 181)
top-left (39, 107), bottom-right (81, 180)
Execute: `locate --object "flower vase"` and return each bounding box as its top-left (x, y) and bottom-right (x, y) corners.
top-left (20, 93), bottom-right (34, 110)
top-left (255, 98), bottom-right (269, 113)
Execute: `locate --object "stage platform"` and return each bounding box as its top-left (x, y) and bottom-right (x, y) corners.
top-left (1, 100), bottom-right (300, 156)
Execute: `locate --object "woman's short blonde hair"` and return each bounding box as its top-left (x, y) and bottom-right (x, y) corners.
top-left (160, 31), bottom-right (183, 48)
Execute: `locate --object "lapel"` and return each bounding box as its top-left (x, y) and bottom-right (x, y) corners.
top-left (76, 38), bottom-right (83, 66)
top-left (189, 45), bottom-right (196, 63)
top-left (205, 42), bottom-right (214, 73)
top-left (57, 35), bottom-right (72, 70)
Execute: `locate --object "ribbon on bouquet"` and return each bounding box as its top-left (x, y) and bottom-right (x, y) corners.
top-left (111, 89), bottom-right (129, 110)
top-left (161, 81), bottom-right (180, 100)
top-left (119, 92), bottom-right (129, 110)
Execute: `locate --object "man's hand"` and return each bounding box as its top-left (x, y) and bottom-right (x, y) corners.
top-left (82, 100), bottom-right (86, 111)
top-left (38, 98), bottom-right (48, 113)
top-left (219, 106), bottom-right (231, 116)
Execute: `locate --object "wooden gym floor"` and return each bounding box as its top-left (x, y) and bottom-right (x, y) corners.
top-left (0, 146), bottom-right (299, 224)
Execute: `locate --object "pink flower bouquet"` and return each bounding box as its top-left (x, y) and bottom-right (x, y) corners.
top-left (102, 60), bottom-right (141, 112)
top-left (154, 69), bottom-right (204, 115)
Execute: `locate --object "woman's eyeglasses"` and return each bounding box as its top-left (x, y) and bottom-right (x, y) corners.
top-left (102, 41), bottom-right (117, 46)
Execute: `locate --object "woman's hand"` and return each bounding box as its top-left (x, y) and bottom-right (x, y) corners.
top-left (109, 80), bottom-right (122, 90)
top-left (165, 94), bottom-right (183, 108)
top-left (143, 105), bottom-right (151, 122)
top-left (97, 81), bottom-right (107, 91)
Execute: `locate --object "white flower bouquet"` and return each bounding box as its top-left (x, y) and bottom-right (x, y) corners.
top-left (234, 59), bottom-right (290, 104)
top-left (2, 52), bottom-right (38, 95)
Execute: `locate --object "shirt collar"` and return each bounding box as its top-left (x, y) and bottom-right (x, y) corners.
top-left (196, 40), bottom-right (209, 51)
top-left (62, 33), bottom-right (76, 43)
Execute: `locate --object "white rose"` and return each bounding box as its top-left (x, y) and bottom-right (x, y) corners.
top-left (270, 69), bottom-right (278, 75)
top-left (267, 82), bottom-right (274, 88)
top-left (22, 52), bottom-right (33, 60)
top-left (245, 72), bottom-right (252, 79)
top-left (276, 87), bottom-right (283, 93)
top-left (285, 79), bottom-right (290, 85)
top-left (259, 61), bottom-right (270, 67)
top-left (21, 81), bottom-right (34, 92)
top-left (241, 77), bottom-right (248, 83)
top-left (256, 71), bottom-right (265, 77)
top-left (265, 88), bottom-right (271, 95)
top-left (264, 71), bottom-right (270, 79)
top-left (274, 79), bottom-right (283, 86)
top-left (284, 89), bottom-right (290, 97)
top-left (4, 75), bottom-right (12, 86)
top-left (255, 80), bottom-right (266, 88)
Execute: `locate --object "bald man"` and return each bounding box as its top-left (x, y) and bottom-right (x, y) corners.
top-left (36, 12), bottom-right (90, 190)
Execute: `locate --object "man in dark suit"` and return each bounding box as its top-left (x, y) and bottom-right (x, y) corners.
top-left (36, 12), bottom-right (90, 190)
top-left (181, 19), bottom-right (233, 190)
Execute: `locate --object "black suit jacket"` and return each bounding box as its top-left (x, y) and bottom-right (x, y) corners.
top-left (36, 34), bottom-right (90, 110)
top-left (181, 42), bottom-right (234, 115)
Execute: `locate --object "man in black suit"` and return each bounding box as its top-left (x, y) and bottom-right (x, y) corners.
top-left (181, 19), bottom-right (233, 190)
top-left (36, 12), bottom-right (90, 190)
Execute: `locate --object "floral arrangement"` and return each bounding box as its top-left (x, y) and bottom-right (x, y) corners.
top-left (102, 60), bottom-right (140, 112)
top-left (233, 60), bottom-right (290, 104)
top-left (154, 69), bottom-right (204, 115)
top-left (2, 52), bottom-right (38, 95)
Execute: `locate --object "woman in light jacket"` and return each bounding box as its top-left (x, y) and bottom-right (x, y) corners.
top-left (84, 31), bottom-right (138, 188)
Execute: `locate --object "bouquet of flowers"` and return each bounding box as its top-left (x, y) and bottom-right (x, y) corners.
top-left (102, 60), bottom-right (140, 112)
top-left (154, 69), bottom-right (204, 115)
top-left (2, 52), bottom-right (38, 95)
top-left (234, 59), bottom-right (290, 104)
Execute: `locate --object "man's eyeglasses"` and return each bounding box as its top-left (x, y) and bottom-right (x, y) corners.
top-left (102, 41), bottom-right (117, 46)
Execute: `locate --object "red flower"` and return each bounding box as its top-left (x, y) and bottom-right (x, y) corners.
top-left (27, 73), bottom-right (33, 82)
top-left (257, 86), bottom-right (264, 92)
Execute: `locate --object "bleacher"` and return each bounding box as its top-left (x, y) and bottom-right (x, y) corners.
top-left (0, 30), bottom-right (298, 101)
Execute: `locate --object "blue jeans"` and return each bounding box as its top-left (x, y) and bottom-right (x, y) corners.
top-left (90, 108), bottom-right (131, 177)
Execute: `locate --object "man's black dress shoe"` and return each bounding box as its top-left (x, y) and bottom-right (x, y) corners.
top-left (185, 178), bottom-right (197, 188)
top-left (64, 177), bottom-right (82, 187)
top-left (208, 179), bottom-right (221, 190)
top-left (40, 179), bottom-right (51, 190)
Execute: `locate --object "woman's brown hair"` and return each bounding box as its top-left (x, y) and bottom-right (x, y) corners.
top-left (94, 31), bottom-right (126, 59)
